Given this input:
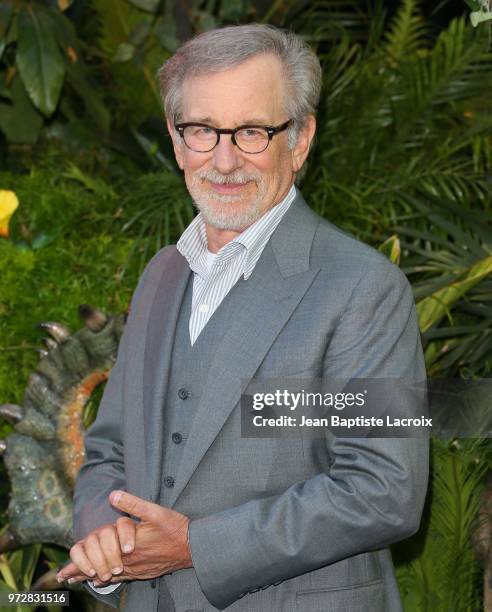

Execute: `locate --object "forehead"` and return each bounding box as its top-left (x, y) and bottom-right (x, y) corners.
top-left (180, 54), bottom-right (285, 125)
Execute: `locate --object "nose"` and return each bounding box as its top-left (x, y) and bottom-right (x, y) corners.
top-left (211, 134), bottom-right (244, 174)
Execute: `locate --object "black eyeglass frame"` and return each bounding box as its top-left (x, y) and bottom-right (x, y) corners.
top-left (174, 120), bottom-right (292, 154)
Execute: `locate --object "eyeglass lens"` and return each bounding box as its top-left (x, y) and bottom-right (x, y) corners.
top-left (182, 126), bottom-right (270, 153)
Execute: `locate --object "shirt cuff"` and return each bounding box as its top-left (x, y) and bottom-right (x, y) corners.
top-left (88, 580), bottom-right (121, 594)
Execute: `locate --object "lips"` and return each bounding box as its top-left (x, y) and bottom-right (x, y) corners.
top-left (208, 181), bottom-right (250, 194)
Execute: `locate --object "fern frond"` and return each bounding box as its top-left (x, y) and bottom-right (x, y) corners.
top-left (384, 0), bottom-right (428, 64)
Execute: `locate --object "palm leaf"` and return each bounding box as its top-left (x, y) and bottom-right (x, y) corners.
top-left (396, 439), bottom-right (489, 612)
top-left (384, 0), bottom-right (428, 64)
top-left (416, 255), bottom-right (492, 332)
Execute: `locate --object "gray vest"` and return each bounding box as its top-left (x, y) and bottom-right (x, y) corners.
top-left (158, 269), bottom-right (246, 611)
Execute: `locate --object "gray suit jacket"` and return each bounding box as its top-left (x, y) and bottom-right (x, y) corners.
top-left (73, 190), bottom-right (429, 611)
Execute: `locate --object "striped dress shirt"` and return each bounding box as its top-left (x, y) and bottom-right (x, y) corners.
top-left (177, 184), bottom-right (296, 345)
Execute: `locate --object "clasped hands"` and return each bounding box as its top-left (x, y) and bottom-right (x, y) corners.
top-left (56, 490), bottom-right (193, 587)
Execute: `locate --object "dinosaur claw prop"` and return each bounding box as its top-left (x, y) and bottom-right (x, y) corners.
top-left (2, 309), bottom-right (125, 548)
top-left (78, 304), bottom-right (108, 332)
top-left (43, 338), bottom-right (58, 351)
top-left (37, 322), bottom-right (71, 343)
top-left (0, 404), bottom-right (24, 424)
top-left (0, 529), bottom-right (19, 553)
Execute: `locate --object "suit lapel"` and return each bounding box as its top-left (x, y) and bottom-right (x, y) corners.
top-left (143, 248), bottom-right (191, 502)
top-left (169, 192), bottom-right (321, 506)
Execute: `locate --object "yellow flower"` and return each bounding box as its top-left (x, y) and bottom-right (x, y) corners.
top-left (0, 190), bottom-right (19, 238)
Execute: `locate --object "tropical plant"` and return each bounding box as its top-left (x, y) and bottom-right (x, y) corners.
top-left (0, 539), bottom-right (83, 611)
top-left (0, 542), bottom-right (43, 612)
top-left (395, 438), bottom-right (491, 612)
top-left (393, 191), bottom-right (492, 378)
top-left (0, 0), bottom-right (110, 146)
top-left (300, 1), bottom-right (492, 236)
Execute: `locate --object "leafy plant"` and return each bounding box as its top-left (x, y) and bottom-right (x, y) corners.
top-left (395, 438), bottom-right (490, 612)
top-left (0, 541), bottom-right (41, 612)
top-left (299, 1), bottom-right (492, 238)
top-left (0, 0), bottom-right (109, 145)
top-left (394, 191), bottom-right (492, 378)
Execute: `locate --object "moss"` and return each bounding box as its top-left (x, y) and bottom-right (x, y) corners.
top-left (0, 165), bottom-right (141, 407)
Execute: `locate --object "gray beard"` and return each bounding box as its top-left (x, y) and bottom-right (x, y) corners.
top-left (188, 171), bottom-right (268, 231)
top-left (192, 194), bottom-right (263, 230)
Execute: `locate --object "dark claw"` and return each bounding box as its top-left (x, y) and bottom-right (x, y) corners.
top-left (0, 439), bottom-right (6, 455)
top-left (37, 322), bottom-right (71, 343)
top-left (0, 530), bottom-right (20, 553)
top-left (78, 304), bottom-right (108, 332)
top-left (0, 404), bottom-right (23, 424)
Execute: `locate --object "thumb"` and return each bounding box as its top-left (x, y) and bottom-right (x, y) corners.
top-left (109, 490), bottom-right (158, 522)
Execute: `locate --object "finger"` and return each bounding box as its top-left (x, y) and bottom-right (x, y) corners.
top-left (65, 572), bottom-right (126, 585)
top-left (66, 543), bottom-right (96, 580)
top-left (109, 490), bottom-right (158, 522)
top-left (65, 573), bottom-right (90, 584)
top-left (56, 561), bottom-right (79, 581)
top-left (98, 525), bottom-right (124, 575)
top-left (56, 561), bottom-right (88, 582)
top-left (116, 517), bottom-right (136, 553)
top-left (92, 575), bottom-right (126, 587)
top-left (84, 532), bottom-right (113, 583)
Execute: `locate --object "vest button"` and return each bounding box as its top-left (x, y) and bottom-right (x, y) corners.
top-left (164, 476), bottom-right (175, 488)
top-left (178, 388), bottom-right (189, 400)
top-left (172, 432), bottom-right (183, 444)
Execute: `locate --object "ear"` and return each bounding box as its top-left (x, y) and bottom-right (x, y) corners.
top-left (291, 115), bottom-right (316, 174)
top-left (167, 118), bottom-right (185, 170)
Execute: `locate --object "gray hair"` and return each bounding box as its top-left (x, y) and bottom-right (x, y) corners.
top-left (157, 24), bottom-right (322, 181)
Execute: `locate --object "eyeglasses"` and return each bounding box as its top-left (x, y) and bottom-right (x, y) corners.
top-left (174, 120), bottom-right (291, 154)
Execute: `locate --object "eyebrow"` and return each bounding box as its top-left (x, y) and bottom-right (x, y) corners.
top-left (186, 116), bottom-right (273, 126)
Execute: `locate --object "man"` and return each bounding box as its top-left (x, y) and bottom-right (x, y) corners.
top-left (59, 24), bottom-right (429, 611)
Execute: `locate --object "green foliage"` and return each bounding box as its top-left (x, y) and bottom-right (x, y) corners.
top-left (120, 170), bottom-right (195, 272)
top-left (0, 542), bottom-right (42, 611)
top-left (384, 0), bottom-right (429, 62)
top-left (0, 0), bottom-right (109, 145)
top-left (395, 439), bottom-right (490, 611)
top-left (302, 5), bottom-right (492, 236)
top-left (0, 162), bottom-right (140, 407)
top-left (0, 75), bottom-right (44, 144)
top-left (91, 0), bottom-right (164, 126)
top-left (0, 540), bottom-right (76, 611)
top-left (395, 192), bottom-right (492, 377)
top-left (16, 5), bottom-right (66, 117)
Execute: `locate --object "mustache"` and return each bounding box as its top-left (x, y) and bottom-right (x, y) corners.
top-left (195, 170), bottom-right (261, 185)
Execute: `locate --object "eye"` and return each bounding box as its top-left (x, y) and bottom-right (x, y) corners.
top-left (238, 128), bottom-right (266, 141)
top-left (187, 126), bottom-right (216, 139)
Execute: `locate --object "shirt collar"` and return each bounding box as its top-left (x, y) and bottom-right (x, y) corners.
top-left (177, 184), bottom-right (296, 279)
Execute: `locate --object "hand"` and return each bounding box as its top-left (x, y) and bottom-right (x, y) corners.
top-left (57, 491), bottom-right (192, 586)
top-left (60, 513), bottom-right (137, 584)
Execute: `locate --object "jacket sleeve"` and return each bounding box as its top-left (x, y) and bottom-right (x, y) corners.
top-left (72, 259), bottom-right (154, 608)
top-left (188, 262), bottom-right (429, 610)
